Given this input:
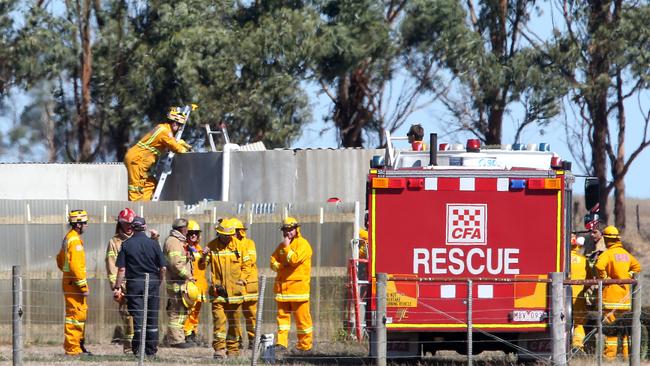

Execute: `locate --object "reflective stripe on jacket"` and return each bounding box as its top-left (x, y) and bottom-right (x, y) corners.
top-left (163, 231), bottom-right (192, 291)
top-left (205, 238), bottom-right (251, 304)
top-left (188, 243), bottom-right (209, 301)
top-left (57, 229), bottom-right (88, 293)
top-left (106, 232), bottom-right (131, 288)
top-left (570, 248), bottom-right (589, 300)
top-left (130, 123), bottom-right (186, 157)
top-left (594, 242), bottom-right (641, 310)
top-left (270, 235), bottom-right (312, 302)
top-left (238, 236), bottom-right (259, 301)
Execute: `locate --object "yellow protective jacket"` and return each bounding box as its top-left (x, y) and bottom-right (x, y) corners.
top-left (594, 241), bottom-right (641, 310)
top-left (105, 231), bottom-right (131, 288)
top-left (270, 234), bottom-right (312, 302)
top-left (163, 231), bottom-right (193, 293)
top-left (570, 247), bottom-right (589, 301)
top-left (358, 229), bottom-right (368, 259)
top-left (126, 123), bottom-right (187, 162)
top-left (56, 229), bottom-right (88, 293)
top-left (237, 236), bottom-right (259, 301)
top-left (203, 238), bottom-right (251, 304)
top-left (187, 242), bottom-right (209, 302)
top-left (124, 123), bottom-right (187, 193)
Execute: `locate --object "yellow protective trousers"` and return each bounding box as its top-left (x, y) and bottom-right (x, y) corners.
top-left (124, 149), bottom-right (157, 201)
top-left (572, 295), bottom-right (587, 349)
top-left (184, 301), bottom-right (203, 336)
top-left (211, 301), bottom-right (241, 355)
top-left (164, 293), bottom-right (187, 345)
top-left (64, 293), bottom-right (88, 355)
top-left (242, 300), bottom-right (257, 343)
top-left (604, 310), bottom-right (629, 359)
top-left (276, 301), bottom-right (313, 351)
top-left (119, 301), bottom-right (134, 345)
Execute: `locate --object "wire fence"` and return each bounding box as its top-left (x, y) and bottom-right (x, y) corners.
top-left (1, 199), bottom-right (649, 364)
top-left (6, 264), bottom-right (649, 365)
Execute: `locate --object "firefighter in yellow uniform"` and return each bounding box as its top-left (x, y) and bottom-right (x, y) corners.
top-left (56, 210), bottom-right (91, 356)
top-left (124, 106), bottom-right (192, 201)
top-left (594, 225), bottom-right (641, 360)
top-left (232, 218), bottom-right (259, 349)
top-left (183, 220), bottom-right (209, 345)
top-left (570, 234), bottom-right (589, 351)
top-left (163, 219), bottom-right (194, 348)
top-left (105, 208), bottom-right (136, 353)
top-left (270, 217), bottom-right (313, 354)
top-left (200, 218), bottom-right (251, 359)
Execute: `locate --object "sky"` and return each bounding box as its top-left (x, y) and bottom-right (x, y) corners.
top-left (291, 83), bottom-right (650, 199)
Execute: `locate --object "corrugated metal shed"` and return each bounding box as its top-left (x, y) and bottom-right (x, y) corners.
top-left (0, 163), bottom-right (127, 200)
top-left (161, 148), bottom-right (382, 204)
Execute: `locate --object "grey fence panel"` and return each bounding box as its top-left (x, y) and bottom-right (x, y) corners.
top-left (0, 199), bottom-right (357, 345)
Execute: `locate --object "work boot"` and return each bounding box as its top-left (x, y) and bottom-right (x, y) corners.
top-left (185, 331), bottom-right (199, 346)
top-left (79, 339), bottom-right (93, 355)
top-left (213, 349), bottom-right (227, 359)
top-left (123, 340), bottom-right (133, 354)
top-left (170, 342), bottom-right (193, 349)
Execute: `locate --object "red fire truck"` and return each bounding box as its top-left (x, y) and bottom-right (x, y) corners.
top-left (363, 134), bottom-right (575, 359)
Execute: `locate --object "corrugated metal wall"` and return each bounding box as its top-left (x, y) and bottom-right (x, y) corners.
top-left (161, 148), bottom-right (382, 204)
top-left (0, 163), bottom-right (127, 200)
top-left (0, 199), bottom-right (358, 344)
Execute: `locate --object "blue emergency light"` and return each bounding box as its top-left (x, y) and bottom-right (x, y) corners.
top-left (510, 179), bottom-right (526, 190)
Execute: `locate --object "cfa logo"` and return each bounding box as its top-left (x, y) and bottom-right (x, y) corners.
top-left (446, 204), bottom-right (487, 245)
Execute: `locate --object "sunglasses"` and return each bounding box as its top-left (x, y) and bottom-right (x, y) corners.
top-left (188, 231), bottom-right (200, 236)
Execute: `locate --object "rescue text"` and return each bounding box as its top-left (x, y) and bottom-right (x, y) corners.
top-left (413, 248), bottom-right (520, 275)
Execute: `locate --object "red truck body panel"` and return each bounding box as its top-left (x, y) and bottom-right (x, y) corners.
top-left (367, 173), bottom-right (569, 333)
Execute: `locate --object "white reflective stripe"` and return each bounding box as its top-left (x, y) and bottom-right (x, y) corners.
top-left (278, 325), bottom-right (291, 331)
top-left (425, 178), bottom-right (438, 191)
top-left (440, 285), bottom-right (456, 299)
top-left (459, 178), bottom-right (475, 191)
top-left (477, 284), bottom-right (493, 299)
top-left (296, 327), bottom-right (313, 334)
top-left (497, 178), bottom-right (509, 191)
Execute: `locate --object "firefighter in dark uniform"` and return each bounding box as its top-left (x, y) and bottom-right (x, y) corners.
top-left (114, 216), bottom-right (166, 357)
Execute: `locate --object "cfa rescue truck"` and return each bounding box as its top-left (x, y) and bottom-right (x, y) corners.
top-left (365, 133), bottom-right (574, 359)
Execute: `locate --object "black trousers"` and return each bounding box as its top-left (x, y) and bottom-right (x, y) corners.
top-left (127, 277), bottom-right (161, 356)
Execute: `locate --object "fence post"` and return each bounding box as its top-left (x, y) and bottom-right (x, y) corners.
top-left (551, 272), bottom-right (566, 365)
top-left (251, 275), bottom-right (266, 366)
top-left (630, 273), bottom-right (642, 366)
top-left (467, 279), bottom-right (473, 366)
top-left (597, 280), bottom-right (603, 366)
top-left (13, 265), bottom-right (23, 366)
top-left (314, 207), bottom-right (323, 341)
top-left (138, 274), bottom-right (150, 366)
top-left (376, 273), bottom-right (387, 366)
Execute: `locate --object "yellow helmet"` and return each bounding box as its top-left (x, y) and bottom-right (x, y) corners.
top-left (232, 218), bottom-right (246, 230)
top-left (181, 281), bottom-right (200, 308)
top-left (215, 218), bottom-right (236, 236)
top-left (187, 219), bottom-right (201, 232)
top-left (359, 228), bottom-right (368, 241)
top-left (602, 225), bottom-right (620, 239)
top-left (68, 209), bottom-right (88, 223)
top-left (281, 216), bottom-right (300, 230)
top-left (167, 106), bottom-right (187, 124)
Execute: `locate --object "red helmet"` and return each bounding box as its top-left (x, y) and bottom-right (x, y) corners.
top-left (118, 208), bottom-right (136, 223)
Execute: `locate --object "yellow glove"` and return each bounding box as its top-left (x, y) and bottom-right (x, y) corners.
top-left (179, 140), bottom-right (193, 152)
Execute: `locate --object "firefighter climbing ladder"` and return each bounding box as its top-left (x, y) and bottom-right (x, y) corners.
top-left (152, 104), bottom-right (198, 201)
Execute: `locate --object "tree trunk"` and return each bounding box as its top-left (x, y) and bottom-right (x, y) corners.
top-left (334, 68), bottom-right (371, 148)
top-left (77, 0), bottom-right (93, 162)
top-left (612, 68), bottom-right (626, 230)
top-left (586, 0), bottom-right (612, 224)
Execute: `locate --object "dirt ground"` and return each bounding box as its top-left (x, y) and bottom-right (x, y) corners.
top-left (0, 345), bottom-right (641, 365)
